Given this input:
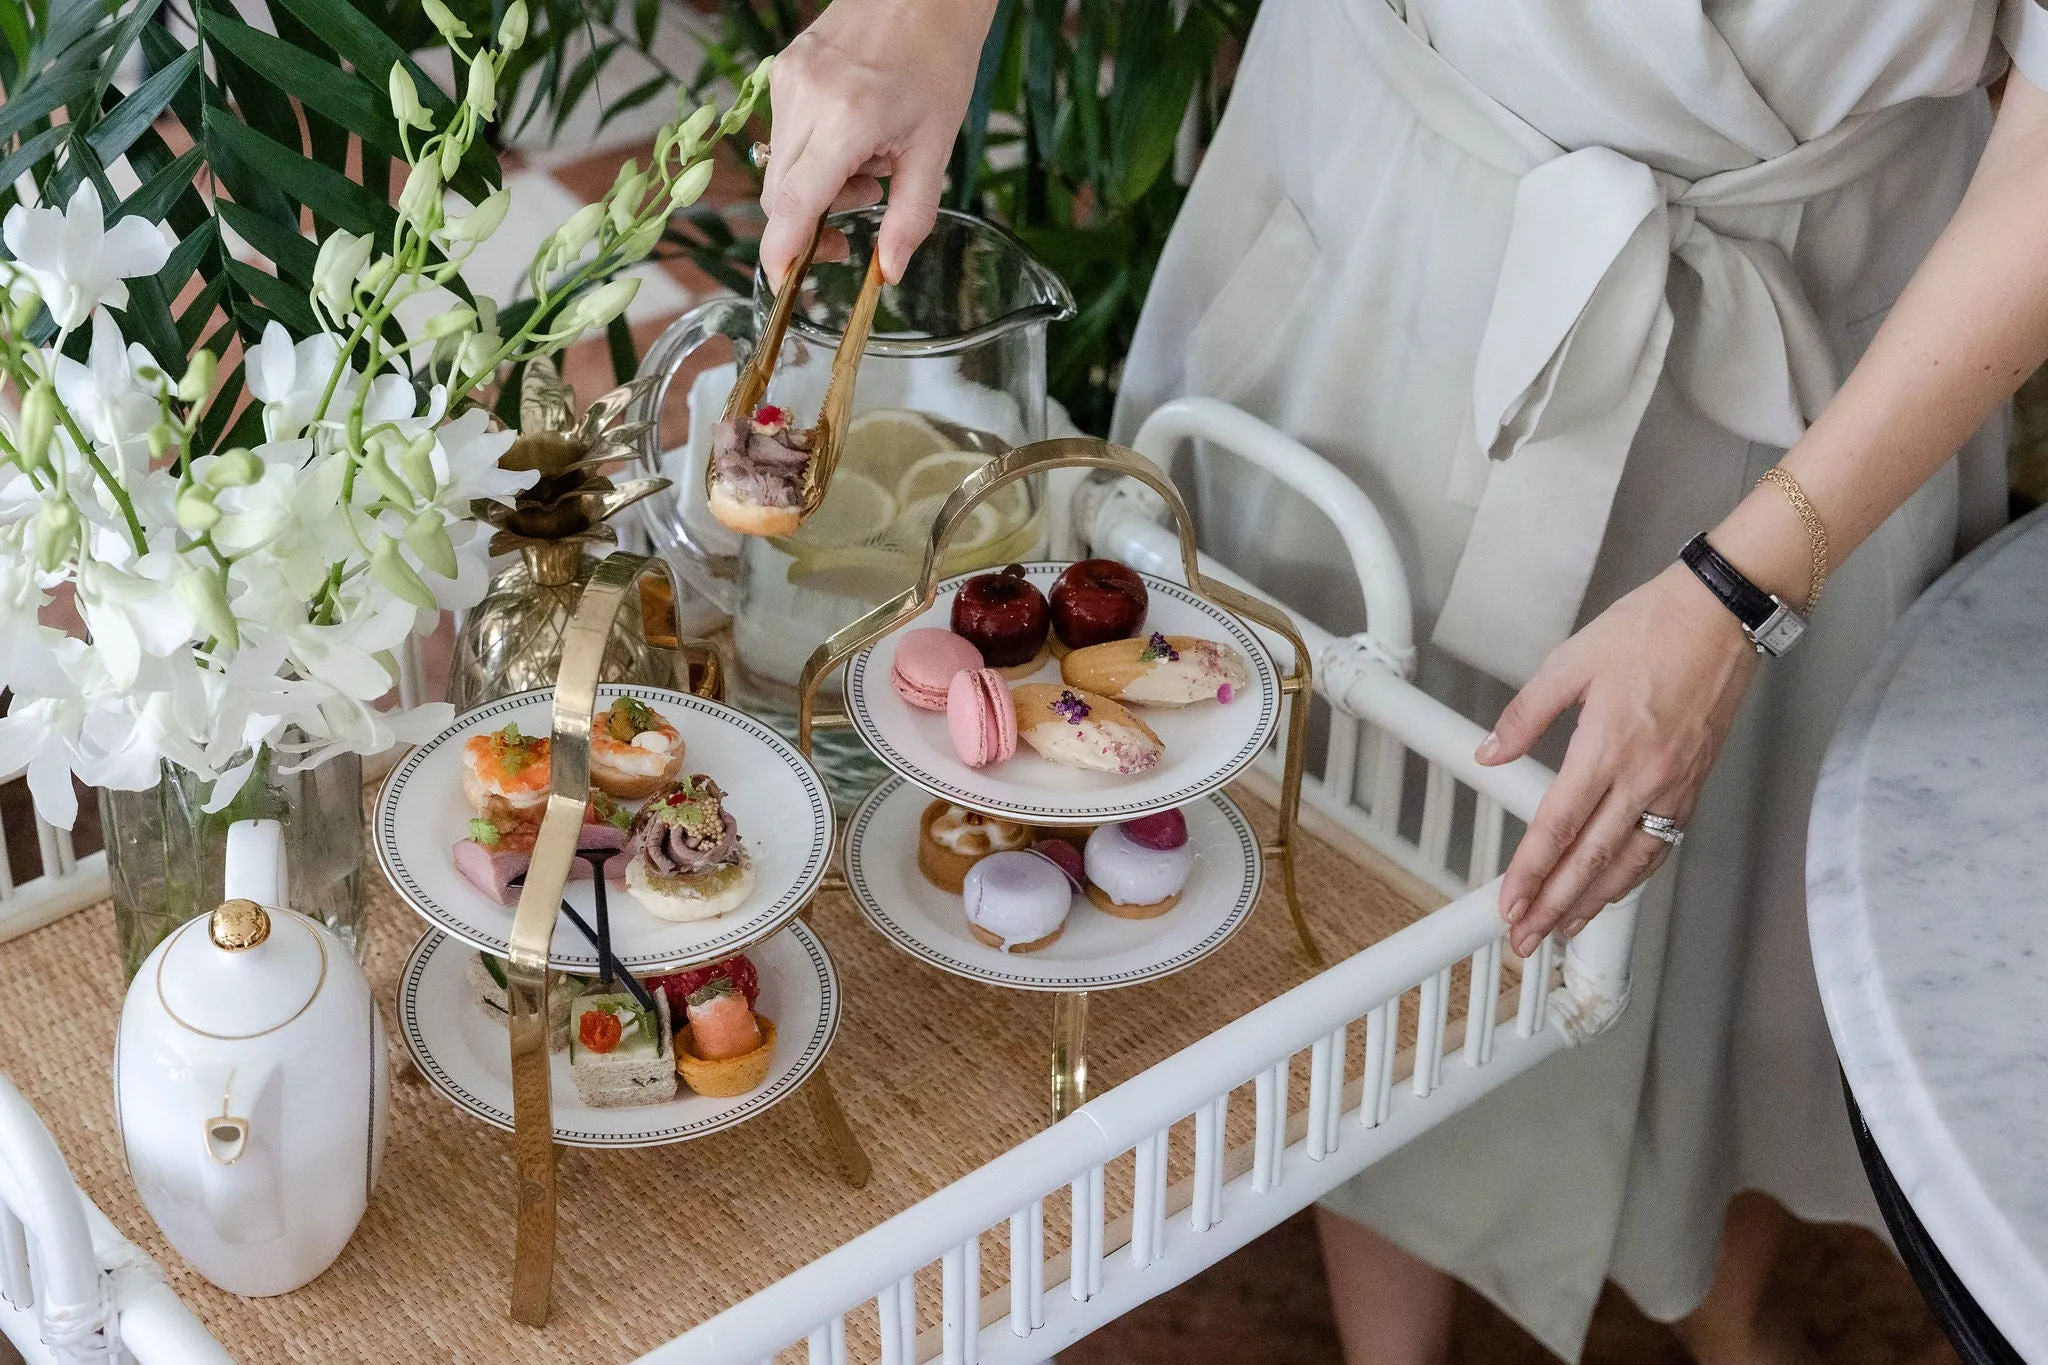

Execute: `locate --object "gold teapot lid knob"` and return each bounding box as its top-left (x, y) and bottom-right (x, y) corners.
top-left (209, 899), bottom-right (271, 951)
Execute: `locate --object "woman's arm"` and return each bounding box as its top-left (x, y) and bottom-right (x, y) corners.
top-left (757, 0), bottom-right (998, 285)
top-left (1484, 69), bottom-right (2048, 957)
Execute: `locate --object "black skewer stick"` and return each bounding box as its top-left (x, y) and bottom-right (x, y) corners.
top-left (578, 848), bottom-right (618, 991)
top-left (505, 869), bottom-right (660, 1016)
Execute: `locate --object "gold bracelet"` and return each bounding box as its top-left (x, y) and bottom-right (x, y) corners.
top-left (1756, 467), bottom-right (1829, 609)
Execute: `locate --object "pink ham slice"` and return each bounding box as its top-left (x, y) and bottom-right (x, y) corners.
top-left (453, 822), bottom-right (630, 906)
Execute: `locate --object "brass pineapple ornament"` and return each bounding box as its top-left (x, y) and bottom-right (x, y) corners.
top-left (448, 358), bottom-right (677, 710)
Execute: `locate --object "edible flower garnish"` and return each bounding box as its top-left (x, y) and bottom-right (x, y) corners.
top-left (1138, 632), bottom-right (1180, 663)
top-left (751, 403), bottom-right (788, 432)
top-left (579, 1008), bottom-right (623, 1054)
top-left (1217, 682), bottom-right (1236, 704)
top-left (468, 817), bottom-right (501, 845)
top-left (1051, 690), bottom-right (1091, 724)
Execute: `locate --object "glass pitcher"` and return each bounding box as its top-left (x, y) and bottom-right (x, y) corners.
top-left (629, 208), bottom-right (1075, 804)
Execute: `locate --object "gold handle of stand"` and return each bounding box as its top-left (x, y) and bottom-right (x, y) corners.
top-left (507, 551), bottom-right (687, 1326)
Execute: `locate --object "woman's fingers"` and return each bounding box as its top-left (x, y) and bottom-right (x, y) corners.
top-left (1498, 741), bottom-right (1606, 938)
top-left (1510, 786), bottom-right (1666, 955)
top-left (1479, 648), bottom-right (1583, 766)
top-left (877, 136), bottom-right (949, 282)
top-left (759, 131), bottom-right (868, 283)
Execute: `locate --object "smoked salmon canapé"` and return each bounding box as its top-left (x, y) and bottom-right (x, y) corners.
top-left (461, 722), bottom-right (551, 816)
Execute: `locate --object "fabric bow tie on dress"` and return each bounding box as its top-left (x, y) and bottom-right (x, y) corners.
top-left (1347, 0), bottom-right (1947, 684)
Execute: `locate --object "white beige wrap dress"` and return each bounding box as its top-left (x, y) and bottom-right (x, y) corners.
top-left (1112, 0), bottom-right (2048, 1356)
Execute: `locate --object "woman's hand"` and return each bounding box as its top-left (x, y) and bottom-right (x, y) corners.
top-left (1478, 563), bottom-right (1761, 957)
top-left (759, 0), bottom-right (996, 286)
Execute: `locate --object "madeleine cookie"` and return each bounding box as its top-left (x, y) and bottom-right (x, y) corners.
top-left (1012, 684), bottom-right (1163, 775)
top-left (1061, 633), bottom-right (1251, 708)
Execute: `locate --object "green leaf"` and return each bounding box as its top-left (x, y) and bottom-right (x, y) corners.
top-left (0, 1), bottom-right (30, 69)
top-left (552, 38), bottom-right (622, 139)
top-left (118, 144), bottom-right (204, 224)
top-left (953, 0), bottom-right (1017, 209)
top-left (224, 257), bottom-right (320, 338)
top-left (204, 108), bottom-right (396, 243)
top-left (0, 121), bottom-right (67, 199)
top-left (605, 311), bottom-right (636, 387)
top-left (202, 15), bottom-right (407, 164)
top-left (157, 217), bottom-right (221, 296)
top-left (84, 48), bottom-right (196, 165)
top-left (217, 199), bottom-right (319, 281)
top-left (0, 66), bottom-right (95, 145)
top-left (595, 72), bottom-right (669, 134)
top-left (86, 0), bottom-right (165, 107)
top-left (632, 0), bottom-right (657, 47)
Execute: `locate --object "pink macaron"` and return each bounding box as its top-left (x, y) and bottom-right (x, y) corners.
top-left (892, 628), bottom-right (983, 711)
top-left (947, 668), bottom-right (1018, 768)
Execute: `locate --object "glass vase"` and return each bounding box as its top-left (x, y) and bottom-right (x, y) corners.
top-left (100, 745), bottom-right (365, 980)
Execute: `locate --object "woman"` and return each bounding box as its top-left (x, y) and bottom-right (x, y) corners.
top-left (759, 2), bottom-right (2048, 1361)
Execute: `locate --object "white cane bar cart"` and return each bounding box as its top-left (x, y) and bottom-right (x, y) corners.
top-left (0, 398), bottom-right (1640, 1364)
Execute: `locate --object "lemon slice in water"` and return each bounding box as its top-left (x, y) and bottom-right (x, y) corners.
top-left (789, 472), bottom-right (896, 548)
top-left (843, 410), bottom-right (954, 487)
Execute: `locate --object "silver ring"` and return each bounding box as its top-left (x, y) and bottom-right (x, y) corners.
top-left (1636, 812), bottom-right (1684, 849)
top-left (748, 141), bottom-right (771, 169)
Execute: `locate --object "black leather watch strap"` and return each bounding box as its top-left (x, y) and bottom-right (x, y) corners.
top-left (1680, 533), bottom-right (1775, 631)
top-left (1679, 532), bottom-right (1808, 657)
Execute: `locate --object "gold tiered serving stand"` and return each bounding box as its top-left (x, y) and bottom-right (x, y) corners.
top-left (797, 436), bottom-right (1322, 1122)
top-left (478, 551), bottom-right (869, 1325)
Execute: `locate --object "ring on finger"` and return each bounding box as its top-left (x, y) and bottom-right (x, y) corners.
top-left (749, 141), bottom-right (771, 168)
top-left (1635, 811), bottom-right (1684, 849)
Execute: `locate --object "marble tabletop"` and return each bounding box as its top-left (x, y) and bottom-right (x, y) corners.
top-left (1810, 507), bottom-right (2048, 1360)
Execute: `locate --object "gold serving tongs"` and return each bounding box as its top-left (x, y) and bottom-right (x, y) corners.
top-left (714, 214), bottom-right (889, 530)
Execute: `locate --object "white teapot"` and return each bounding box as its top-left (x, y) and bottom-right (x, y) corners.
top-left (115, 819), bottom-right (388, 1296)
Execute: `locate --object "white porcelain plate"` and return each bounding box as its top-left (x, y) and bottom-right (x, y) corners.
top-left (843, 775), bottom-right (1262, 992)
top-left (398, 922), bottom-right (839, 1148)
top-left (375, 684), bottom-right (833, 973)
top-left (843, 564), bottom-right (1281, 825)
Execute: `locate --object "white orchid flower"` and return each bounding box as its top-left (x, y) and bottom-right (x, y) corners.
top-left (73, 539), bottom-right (199, 689)
top-left (0, 184), bottom-right (175, 333)
top-left (246, 322), bottom-right (355, 440)
top-left (0, 635), bottom-right (90, 828)
top-left (52, 309), bottom-right (165, 481)
top-left (429, 406), bottom-right (527, 503)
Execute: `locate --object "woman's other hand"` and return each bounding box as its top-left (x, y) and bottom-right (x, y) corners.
top-left (1478, 563), bottom-right (1761, 956)
top-left (760, 0), bottom-right (997, 286)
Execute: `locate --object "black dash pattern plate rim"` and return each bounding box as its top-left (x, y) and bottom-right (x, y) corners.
top-left (842, 563), bottom-right (1282, 824)
top-left (373, 683), bottom-right (834, 972)
top-left (842, 775), bottom-right (1263, 992)
top-left (397, 922), bottom-right (841, 1147)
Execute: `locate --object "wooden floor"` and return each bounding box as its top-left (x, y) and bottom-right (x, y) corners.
top-left (1068, 1210), bottom-right (1962, 1365)
top-left (0, 1209), bottom-right (1961, 1364)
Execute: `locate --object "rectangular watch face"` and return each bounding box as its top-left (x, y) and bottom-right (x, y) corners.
top-left (1754, 607), bottom-right (1806, 656)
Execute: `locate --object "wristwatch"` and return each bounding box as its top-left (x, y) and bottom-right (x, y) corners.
top-left (1679, 533), bottom-right (1807, 657)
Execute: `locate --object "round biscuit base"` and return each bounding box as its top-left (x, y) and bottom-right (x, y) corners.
top-left (1085, 882), bottom-right (1180, 919)
top-left (589, 756), bottom-right (680, 800)
top-left (968, 920), bottom-right (1065, 953)
top-left (916, 801), bottom-right (977, 893)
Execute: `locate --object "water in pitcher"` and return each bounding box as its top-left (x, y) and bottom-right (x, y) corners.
top-left (729, 407), bottom-right (1045, 717)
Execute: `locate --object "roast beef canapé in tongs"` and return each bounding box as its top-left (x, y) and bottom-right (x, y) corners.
top-left (707, 215), bottom-right (887, 538)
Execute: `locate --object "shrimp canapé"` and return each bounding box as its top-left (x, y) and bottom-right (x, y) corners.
top-left (461, 722), bottom-right (551, 817)
top-left (590, 697), bottom-right (684, 798)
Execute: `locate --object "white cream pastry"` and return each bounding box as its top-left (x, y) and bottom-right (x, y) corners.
top-left (961, 850), bottom-right (1072, 952)
top-left (930, 806), bottom-right (1033, 856)
top-left (1061, 633), bottom-right (1252, 708)
top-left (1084, 810), bottom-right (1195, 915)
